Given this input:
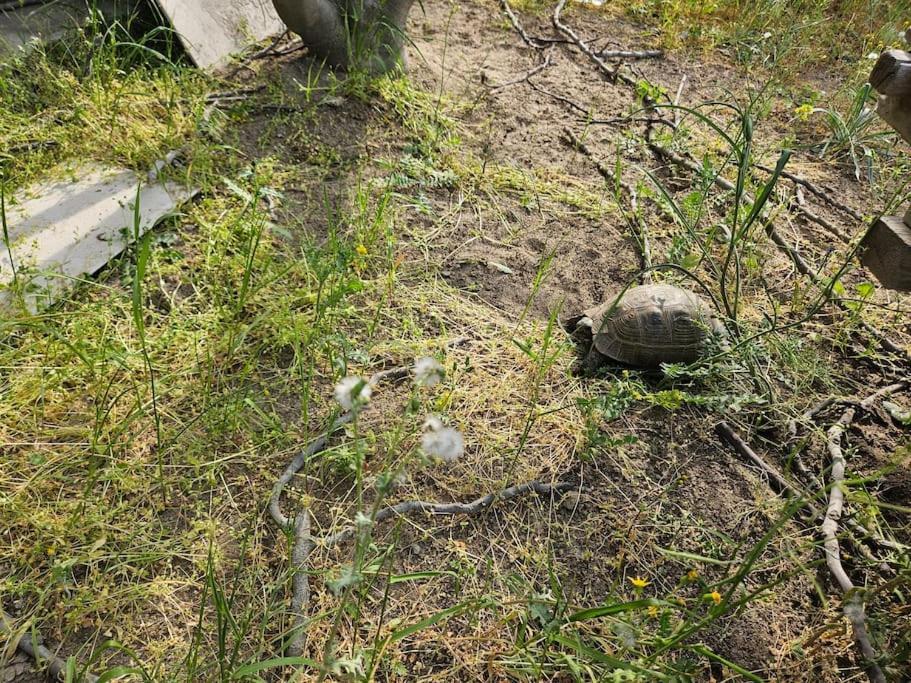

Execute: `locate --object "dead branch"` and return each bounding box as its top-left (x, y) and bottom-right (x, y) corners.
top-left (488, 52), bottom-right (553, 92)
top-left (552, 0), bottom-right (636, 88)
top-left (527, 80), bottom-right (592, 116)
top-left (281, 474), bottom-right (571, 656)
top-left (587, 116), bottom-right (675, 129)
top-left (716, 421), bottom-right (816, 506)
top-left (647, 142), bottom-right (909, 361)
top-left (561, 128), bottom-right (652, 284)
top-left (597, 48), bottom-right (663, 60)
top-left (1, 611), bottom-right (98, 683)
top-left (883, 400), bottom-right (910, 423)
top-left (716, 420), bottom-right (898, 570)
top-left (792, 201), bottom-right (851, 243)
top-left (822, 407), bottom-right (887, 683)
top-left (498, 0), bottom-right (548, 50)
top-left (756, 162), bottom-right (866, 224)
top-left (321, 480), bottom-right (575, 548)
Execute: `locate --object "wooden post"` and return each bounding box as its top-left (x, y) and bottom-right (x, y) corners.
top-left (860, 212), bottom-right (911, 291)
top-left (871, 49), bottom-right (911, 144)
top-left (862, 43), bottom-right (911, 290)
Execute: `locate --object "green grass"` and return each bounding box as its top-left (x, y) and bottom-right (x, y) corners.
top-left (1, 2), bottom-right (910, 681)
top-left (620, 0), bottom-right (906, 70)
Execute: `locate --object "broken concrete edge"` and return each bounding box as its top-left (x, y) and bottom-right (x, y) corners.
top-left (0, 1), bottom-right (131, 57)
top-left (1, 153), bottom-right (199, 314)
top-left (1, 0), bottom-right (288, 72)
top-left (152, 0), bottom-right (285, 70)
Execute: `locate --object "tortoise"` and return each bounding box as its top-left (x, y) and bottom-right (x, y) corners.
top-left (568, 284), bottom-right (723, 373)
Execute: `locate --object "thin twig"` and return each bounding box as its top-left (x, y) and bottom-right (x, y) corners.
top-left (597, 48), bottom-right (663, 60)
top-left (1, 611), bottom-right (98, 683)
top-left (792, 201), bottom-right (851, 243)
top-left (822, 399), bottom-right (893, 683)
top-left (498, 0), bottom-right (548, 50)
top-left (716, 421), bottom-right (814, 504)
top-left (527, 79), bottom-right (592, 116)
top-left (552, 0), bottom-right (635, 88)
top-left (321, 480), bottom-right (575, 548)
top-left (587, 116), bottom-right (675, 128)
top-left (647, 142), bottom-right (909, 361)
top-left (488, 52), bottom-right (553, 92)
top-left (756, 162), bottom-right (866, 224)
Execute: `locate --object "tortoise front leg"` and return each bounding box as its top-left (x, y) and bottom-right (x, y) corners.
top-left (577, 346), bottom-right (606, 377)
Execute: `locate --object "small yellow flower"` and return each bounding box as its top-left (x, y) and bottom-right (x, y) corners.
top-left (686, 568), bottom-right (699, 582)
top-left (355, 244), bottom-right (368, 256)
top-left (46, 546), bottom-right (56, 557)
top-left (705, 590), bottom-right (722, 605)
top-left (647, 605), bottom-right (659, 618)
top-left (629, 576), bottom-right (649, 589)
top-left (794, 103), bottom-right (814, 122)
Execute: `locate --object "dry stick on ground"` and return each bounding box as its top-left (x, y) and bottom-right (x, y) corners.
top-left (488, 51), bottom-right (553, 92)
top-left (647, 142), bottom-right (909, 360)
top-left (561, 128), bottom-right (652, 283)
top-left (552, 0), bottom-right (637, 89)
top-left (791, 200), bottom-right (851, 243)
top-left (267, 345), bottom-right (574, 658)
top-left (320, 480), bottom-right (575, 548)
top-left (715, 421), bottom-right (814, 504)
top-left (882, 400), bottom-right (911, 422)
top-left (596, 47), bottom-right (663, 60)
top-left (820, 382), bottom-right (907, 683)
top-left (526, 79), bottom-right (592, 116)
top-left (715, 421), bottom-right (897, 570)
top-left (756, 162), bottom-right (867, 224)
top-left (498, 0), bottom-right (549, 50)
top-left (1, 611), bottom-right (98, 683)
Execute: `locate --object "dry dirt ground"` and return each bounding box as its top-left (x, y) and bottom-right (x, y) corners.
top-left (4, 1), bottom-right (910, 681)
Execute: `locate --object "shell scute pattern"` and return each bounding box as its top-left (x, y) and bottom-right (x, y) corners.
top-left (587, 284), bottom-right (718, 367)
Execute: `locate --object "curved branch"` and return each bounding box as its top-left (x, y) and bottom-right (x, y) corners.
top-left (820, 382), bottom-right (906, 683)
top-left (1, 611), bottom-right (98, 683)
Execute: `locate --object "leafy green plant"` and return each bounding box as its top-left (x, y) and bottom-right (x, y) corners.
top-left (811, 83), bottom-right (894, 181)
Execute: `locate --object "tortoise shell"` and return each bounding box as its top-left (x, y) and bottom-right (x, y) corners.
top-left (586, 284), bottom-right (718, 368)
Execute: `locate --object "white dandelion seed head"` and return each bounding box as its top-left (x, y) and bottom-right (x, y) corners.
top-left (413, 356), bottom-right (445, 387)
top-left (843, 599), bottom-right (865, 621)
top-left (334, 375), bottom-right (372, 411)
top-left (423, 414), bottom-right (444, 431)
top-left (420, 415), bottom-right (464, 463)
top-left (354, 511), bottom-right (373, 529)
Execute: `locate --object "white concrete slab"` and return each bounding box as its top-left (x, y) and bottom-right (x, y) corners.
top-left (1, 163), bottom-right (194, 312)
top-left (153, 0), bottom-right (284, 69)
top-left (0, 1), bottom-right (120, 55)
